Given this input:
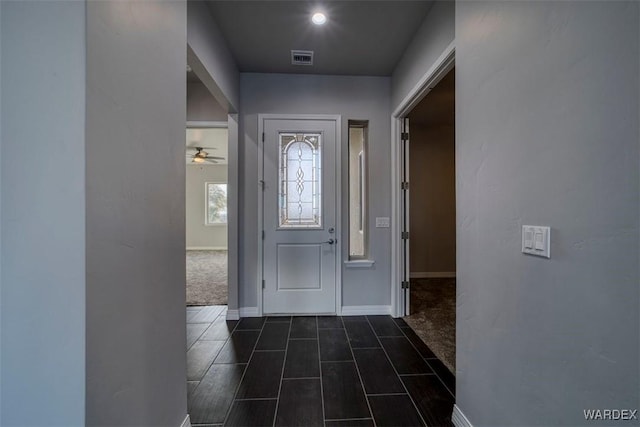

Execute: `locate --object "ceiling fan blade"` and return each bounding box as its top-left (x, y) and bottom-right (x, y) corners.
top-left (206, 156), bottom-right (225, 160)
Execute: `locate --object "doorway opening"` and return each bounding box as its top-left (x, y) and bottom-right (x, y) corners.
top-left (403, 68), bottom-right (456, 375)
top-left (186, 124), bottom-right (229, 307)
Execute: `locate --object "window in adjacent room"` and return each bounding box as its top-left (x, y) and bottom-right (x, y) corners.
top-left (348, 121), bottom-right (368, 259)
top-left (205, 182), bottom-right (227, 225)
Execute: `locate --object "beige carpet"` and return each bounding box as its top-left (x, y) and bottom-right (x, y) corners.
top-left (404, 277), bottom-right (456, 373)
top-left (186, 250), bottom-right (228, 306)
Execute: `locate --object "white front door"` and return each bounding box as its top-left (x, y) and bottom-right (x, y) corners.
top-left (262, 117), bottom-right (338, 314)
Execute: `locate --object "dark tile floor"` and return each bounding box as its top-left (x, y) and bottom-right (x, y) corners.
top-left (186, 306), bottom-right (455, 427)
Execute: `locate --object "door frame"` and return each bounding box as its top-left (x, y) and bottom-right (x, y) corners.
top-left (257, 114), bottom-right (343, 317)
top-left (390, 42), bottom-right (455, 318)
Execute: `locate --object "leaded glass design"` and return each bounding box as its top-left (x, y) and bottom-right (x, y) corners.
top-left (278, 132), bottom-right (322, 228)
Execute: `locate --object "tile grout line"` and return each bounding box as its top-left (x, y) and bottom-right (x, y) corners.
top-left (398, 324), bottom-right (455, 399)
top-left (316, 316), bottom-right (328, 427)
top-left (365, 316), bottom-right (428, 427)
top-left (341, 316), bottom-right (377, 427)
top-left (424, 358), bottom-right (455, 398)
top-left (188, 307), bottom-right (237, 404)
top-left (222, 318), bottom-right (268, 426)
top-left (271, 317), bottom-right (293, 427)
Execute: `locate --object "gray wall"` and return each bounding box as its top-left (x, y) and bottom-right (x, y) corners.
top-left (1, 1), bottom-right (86, 425)
top-left (391, 1), bottom-right (455, 112)
top-left (187, 0), bottom-right (239, 112)
top-left (408, 125), bottom-right (456, 274)
top-left (240, 73), bottom-right (391, 309)
top-left (187, 81), bottom-right (228, 122)
top-left (85, 1), bottom-right (187, 425)
top-left (456, 2), bottom-right (639, 425)
top-left (186, 165), bottom-right (228, 248)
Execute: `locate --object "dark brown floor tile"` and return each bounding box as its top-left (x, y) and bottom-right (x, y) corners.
top-left (236, 317), bottom-right (266, 330)
top-left (341, 315), bottom-right (368, 322)
top-left (255, 322), bottom-right (290, 351)
top-left (189, 305), bottom-right (225, 323)
top-left (214, 330), bottom-right (260, 364)
top-left (319, 329), bottom-right (352, 361)
top-left (283, 339), bottom-right (320, 378)
top-left (367, 315), bottom-right (404, 337)
top-left (200, 317), bottom-right (238, 341)
top-left (266, 316), bottom-right (292, 323)
top-left (321, 361), bottom-right (370, 420)
top-left (426, 359), bottom-right (455, 396)
top-left (290, 316), bottom-right (317, 339)
top-left (189, 364), bottom-right (245, 424)
top-left (187, 340), bottom-right (225, 381)
top-left (317, 316), bottom-right (344, 329)
top-left (368, 394), bottom-right (425, 426)
top-left (380, 337), bottom-right (432, 375)
top-left (187, 323), bottom-right (210, 349)
top-left (344, 321), bottom-right (380, 349)
top-left (225, 399), bottom-right (277, 427)
top-left (394, 317), bottom-right (410, 328)
top-left (187, 381), bottom-right (199, 400)
top-left (235, 351), bottom-right (285, 399)
top-left (353, 349), bottom-right (405, 394)
top-left (275, 379), bottom-right (323, 427)
top-left (325, 420), bottom-right (374, 427)
top-left (402, 328), bottom-right (437, 359)
top-left (401, 374), bottom-right (455, 427)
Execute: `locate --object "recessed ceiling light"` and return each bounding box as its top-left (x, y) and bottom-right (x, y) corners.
top-left (311, 12), bottom-right (327, 25)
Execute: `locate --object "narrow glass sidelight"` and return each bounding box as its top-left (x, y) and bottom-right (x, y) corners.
top-left (348, 121), bottom-right (368, 259)
top-left (278, 132), bottom-right (322, 228)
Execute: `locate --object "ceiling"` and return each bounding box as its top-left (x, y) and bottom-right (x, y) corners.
top-left (408, 67), bottom-right (455, 127)
top-left (205, 1), bottom-right (433, 76)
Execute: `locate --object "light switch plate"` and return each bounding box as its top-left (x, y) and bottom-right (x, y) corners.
top-left (522, 225), bottom-right (550, 258)
top-left (375, 217), bottom-right (390, 228)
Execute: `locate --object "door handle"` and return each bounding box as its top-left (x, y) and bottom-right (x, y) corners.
top-left (323, 238), bottom-right (336, 245)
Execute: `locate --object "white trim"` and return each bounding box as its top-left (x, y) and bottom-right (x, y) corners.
top-left (344, 260), bottom-right (375, 268)
top-left (239, 307), bottom-right (260, 318)
top-left (226, 309), bottom-right (240, 321)
top-left (341, 305), bottom-right (392, 316)
top-left (186, 120), bottom-right (228, 128)
top-left (410, 271), bottom-right (456, 279)
top-left (393, 41), bottom-right (456, 118)
top-left (257, 114), bottom-right (342, 317)
top-left (186, 246), bottom-right (227, 251)
top-left (452, 405), bottom-right (473, 427)
top-left (180, 414), bottom-right (191, 427)
top-left (390, 43), bottom-right (456, 319)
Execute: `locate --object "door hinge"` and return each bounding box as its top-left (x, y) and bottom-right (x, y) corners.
top-left (401, 182), bottom-right (409, 190)
top-left (262, 230), bottom-right (265, 240)
top-left (262, 279), bottom-right (266, 289)
top-left (401, 132), bottom-right (409, 141)
top-left (401, 281), bottom-right (409, 289)
top-left (401, 231), bottom-right (409, 240)
top-left (259, 180), bottom-right (265, 190)
top-left (262, 132), bottom-right (265, 142)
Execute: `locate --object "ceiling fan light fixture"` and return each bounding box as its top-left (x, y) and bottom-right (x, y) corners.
top-left (311, 12), bottom-right (327, 25)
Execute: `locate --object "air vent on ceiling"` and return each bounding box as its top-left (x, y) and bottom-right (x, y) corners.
top-left (291, 50), bottom-right (314, 66)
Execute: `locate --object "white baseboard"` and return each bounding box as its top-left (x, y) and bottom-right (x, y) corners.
top-left (226, 309), bottom-right (240, 321)
top-left (186, 246), bottom-right (228, 251)
top-left (180, 414), bottom-right (191, 427)
top-left (239, 307), bottom-right (260, 317)
top-left (452, 405), bottom-right (473, 427)
top-left (410, 271), bottom-right (456, 279)
top-left (341, 305), bottom-right (392, 316)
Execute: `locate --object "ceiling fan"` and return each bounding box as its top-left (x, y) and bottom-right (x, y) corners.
top-left (186, 147), bottom-right (225, 164)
